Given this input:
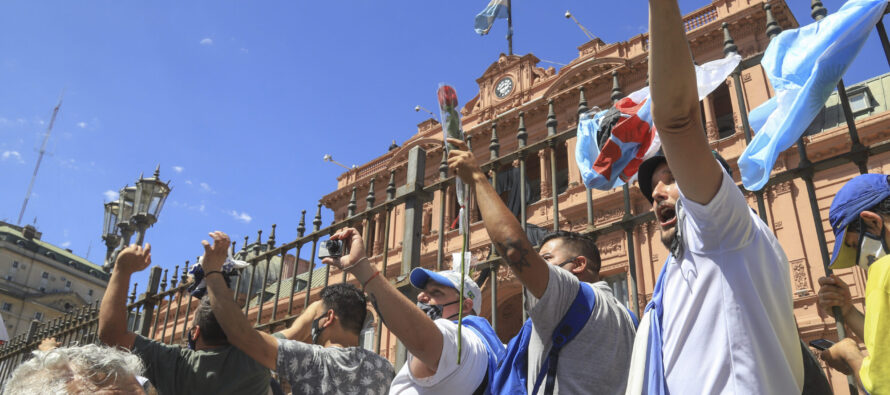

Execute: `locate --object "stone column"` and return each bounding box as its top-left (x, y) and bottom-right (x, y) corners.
top-left (565, 138), bottom-right (582, 187)
top-left (539, 149), bottom-right (552, 199)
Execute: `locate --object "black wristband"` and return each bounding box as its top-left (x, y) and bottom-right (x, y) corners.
top-left (205, 270), bottom-right (224, 278)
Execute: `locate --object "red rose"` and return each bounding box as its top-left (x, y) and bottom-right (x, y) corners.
top-left (437, 85), bottom-right (459, 109)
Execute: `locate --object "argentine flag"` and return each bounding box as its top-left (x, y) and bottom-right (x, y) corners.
top-left (738, 0), bottom-right (888, 191)
top-left (474, 0), bottom-right (509, 35)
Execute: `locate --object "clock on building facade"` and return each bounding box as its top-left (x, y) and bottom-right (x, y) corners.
top-left (495, 76), bottom-right (514, 98)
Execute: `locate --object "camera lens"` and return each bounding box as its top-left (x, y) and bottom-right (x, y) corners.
top-left (327, 241), bottom-right (340, 254)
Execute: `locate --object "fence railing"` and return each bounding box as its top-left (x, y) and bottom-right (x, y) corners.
top-left (2, 3), bottom-right (888, 393)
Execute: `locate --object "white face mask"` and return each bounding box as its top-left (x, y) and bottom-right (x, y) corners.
top-left (858, 232), bottom-right (887, 272)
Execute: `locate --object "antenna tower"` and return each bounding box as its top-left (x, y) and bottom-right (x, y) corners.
top-left (17, 91), bottom-right (64, 225)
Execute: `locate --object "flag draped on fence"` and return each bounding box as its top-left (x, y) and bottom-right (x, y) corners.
top-left (474, 0), bottom-right (509, 35)
top-left (738, 0), bottom-right (888, 191)
top-left (575, 53), bottom-right (741, 190)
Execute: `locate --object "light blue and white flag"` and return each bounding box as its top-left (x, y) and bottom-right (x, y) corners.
top-left (738, 0), bottom-right (888, 191)
top-left (474, 0), bottom-right (509, 35)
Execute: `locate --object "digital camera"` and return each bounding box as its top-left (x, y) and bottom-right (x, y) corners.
top-left (318, 239), bottom-right (347, 259)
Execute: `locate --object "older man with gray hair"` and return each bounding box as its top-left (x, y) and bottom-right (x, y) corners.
top-left (3, 344), bottom-right (148, 394)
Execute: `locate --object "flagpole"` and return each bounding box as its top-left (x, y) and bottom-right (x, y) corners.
top-left (507, 0), bottom-right (513, 55)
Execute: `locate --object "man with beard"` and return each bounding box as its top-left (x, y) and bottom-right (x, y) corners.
top-left (624, 0), bottom-right (803, 393)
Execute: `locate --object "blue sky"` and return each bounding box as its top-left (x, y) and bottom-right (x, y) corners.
top-left (0, 0), bottom-right (885, 292)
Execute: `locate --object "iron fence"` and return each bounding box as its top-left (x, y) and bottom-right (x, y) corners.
top-left (1, 2), bottom-right (888, 393)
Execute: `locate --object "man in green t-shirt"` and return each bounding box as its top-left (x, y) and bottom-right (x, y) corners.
top-left (98, 243), bottom-right (271, 395)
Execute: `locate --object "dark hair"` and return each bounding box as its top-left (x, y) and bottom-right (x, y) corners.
top-left (320, 283), bottom-right (367, 336)
top-left (193, 296), bottom-right (228, 345)
top-left (540, 231), bottom-right (602, 275)
top-left (872, 194), bottom-right (890, 216)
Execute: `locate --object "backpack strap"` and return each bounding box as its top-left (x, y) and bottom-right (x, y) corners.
top-left (530, 283), bottom-right (596, 395)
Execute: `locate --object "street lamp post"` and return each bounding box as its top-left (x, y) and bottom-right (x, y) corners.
top-left (102, 200), bottom-right (120, 271)
top-left (132, 166), bottom-right (171, 245)
top-left (323, 154), bottom-right (353, 171)
top-left (101, 166), bottom-right (171, 272)
top-left (414, 105), bottom-right (439, 122)
top-left (117, 186), bottom-right (137, 246)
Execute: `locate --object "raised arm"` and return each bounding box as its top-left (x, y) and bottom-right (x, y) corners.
top-left (98, 244), bottom-right (152, 350)
top-left (324, 228), bottom-right (445, 376)
top-left (446, 138), bottom-right (550, 298)
top-left (202, 232), bottom-right (281, 370)
top-left (649, 0), bottom-right (722, 204)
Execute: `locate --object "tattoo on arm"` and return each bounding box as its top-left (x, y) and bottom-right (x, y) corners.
top-left (494, 238), bottom-right (533, 273)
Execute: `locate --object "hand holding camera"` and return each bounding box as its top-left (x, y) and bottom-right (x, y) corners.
top-left (321, 227), bottom-right (369, 272)
top-left (318, 239), bottom-right (348, 259)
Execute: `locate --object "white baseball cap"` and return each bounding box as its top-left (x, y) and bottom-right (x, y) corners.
top-left (409, 268), bottom-right (482, 314)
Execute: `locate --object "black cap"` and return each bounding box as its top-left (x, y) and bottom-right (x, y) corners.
top-left (637, 150), bottom-right (733, 205)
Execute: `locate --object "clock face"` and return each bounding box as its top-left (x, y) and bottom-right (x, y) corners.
top-left (495, 77), bottom-right (514, 98)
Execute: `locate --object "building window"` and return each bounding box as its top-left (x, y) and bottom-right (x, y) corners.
top-left (12, 261), bottom-right (18, 268)
top-left (850, 93), bottom-right (869, 112)
top-left (65, 281), bottom-right (72, 289)
top-left (847, 86), bottom-right (874, 115)
top-left (41, 271), bottom-right (49, 279)
top-left (604, 273), bottom-right (630, 308)
top-left (34, 312), bottom-right (43, 321)
top-left (88, 289), bottom-right (94, 296)
top-left (39, 287), bottom-right (46, 293)
top-left (711, 83), bottom-right (736, 139)
top-left (1, 303), bottom-right (11, 312)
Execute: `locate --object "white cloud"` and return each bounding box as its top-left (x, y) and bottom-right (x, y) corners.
top-left (200, 38), bottom-right (213, 46)
top-left (239, 48), bottom-right (249, 54)
top-left (77, 122), bottom-right (87, 129)
top-left (172, 166), bottom-right (184, 173)
top-left (185, 180), bottom-right (193, 185)
top-left (199, 182), bottom-right (213, 192)
top-left (229, 210), bottom-right (252, 223)
top-left (1, 150), bottom-right (23, 163)
top-left (61, 241), bottom-right (71, 248)
top-left (58, 158), bottom-right (78, 170)
top-left (103, 190), bottom-right (119, 201)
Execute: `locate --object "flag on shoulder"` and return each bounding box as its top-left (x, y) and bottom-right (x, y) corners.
top-left (474, 0), bottom-right (509, 35)
top-left (738, 0), bottom-right (888, 191)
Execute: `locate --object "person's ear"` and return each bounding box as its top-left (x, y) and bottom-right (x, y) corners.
top-left (464, 297), bottom-right (474, 313)
top-left (861, 211), bottom-right (883, 234)
top-left (193, 325), bottom-right (202, 340)
top-left (323, 309), bottom-right (335, 329)
top-left (571, 256), bottom-right (588, 275)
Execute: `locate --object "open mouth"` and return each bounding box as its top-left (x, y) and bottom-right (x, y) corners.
top-left (656, 204), bottom-right (677, 228)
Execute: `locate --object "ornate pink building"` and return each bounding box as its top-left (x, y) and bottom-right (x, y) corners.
top-left (318, 0), bottom-right (890, 391)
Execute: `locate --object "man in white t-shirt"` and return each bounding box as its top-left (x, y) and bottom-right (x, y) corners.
top-left (625, 1), bottom-right (804, 393)
top-left (323, 227), bottom-right (502, 395)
